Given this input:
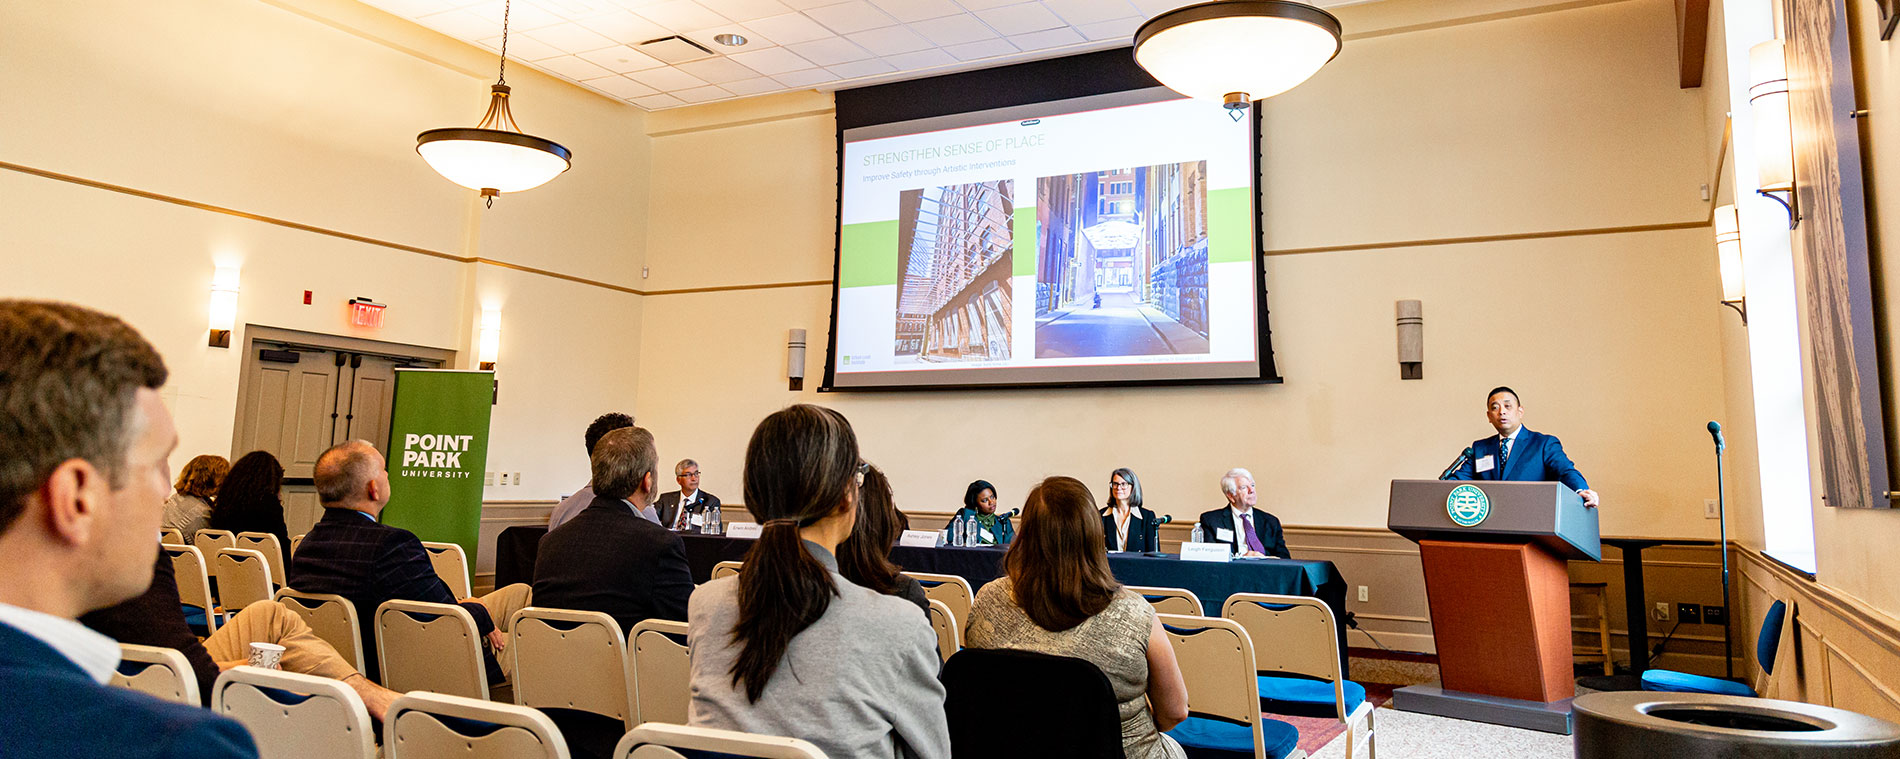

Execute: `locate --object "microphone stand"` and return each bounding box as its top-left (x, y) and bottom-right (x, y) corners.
top-left (1145, 517), bottom-right (1170, 557)
top-left (1714, 431), bottom-right (1734, 681)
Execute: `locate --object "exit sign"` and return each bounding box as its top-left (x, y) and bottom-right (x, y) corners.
top-left (349, 298), bottom-right (386, 329)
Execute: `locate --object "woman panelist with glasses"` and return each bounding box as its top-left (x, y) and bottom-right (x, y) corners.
top-left (1101, 468), bottom-right (1161, 553)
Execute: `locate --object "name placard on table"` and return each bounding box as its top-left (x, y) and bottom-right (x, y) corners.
top-left (898, 530), bottom-right (939, 548)
top-left (1179, 542), bottom-right (1232, 563)
top-left (724, 522), bottom-right (762, 539)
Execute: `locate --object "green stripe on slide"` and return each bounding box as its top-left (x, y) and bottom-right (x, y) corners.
top-left (1013, 205), bottom-right (1036, 277)
top-left (1208, 187), bottom-right (1255, 264)
top-left (839, 220), bottom-right (898, 288)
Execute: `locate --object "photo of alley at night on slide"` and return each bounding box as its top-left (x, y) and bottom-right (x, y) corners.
top-left (1036, 161), bottom-right (1211, 359)
top-left (894, 180), bottom-right (1015, 363)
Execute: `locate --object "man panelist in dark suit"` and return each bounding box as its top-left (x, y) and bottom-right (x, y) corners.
top-left (0, 300), bottom-right (255, 758)
top-left (1446, 386), bottom-right (1600, 508)
top-left (535, 427), bottom-right (693, 633)
top-left (655, 458), bottom-right (720, 532)
top-left (1195, 468), bottom-right (1292, 559)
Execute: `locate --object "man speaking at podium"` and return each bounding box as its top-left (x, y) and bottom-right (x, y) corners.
top-left (1445, 386), bottom-right (1600, 508)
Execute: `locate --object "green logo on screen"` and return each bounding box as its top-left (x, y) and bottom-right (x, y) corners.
top-left (1446, 484), bottom-right (1490, 527)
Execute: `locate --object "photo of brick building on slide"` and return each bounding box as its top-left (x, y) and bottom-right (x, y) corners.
top-left (1035, 161), bottom-right (1210, 358)
top-left (894, 180), bottom-right (1015, 362)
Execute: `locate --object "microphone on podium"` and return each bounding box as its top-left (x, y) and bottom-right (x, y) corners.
top-left (1707, 420), bottom-right (1725, 452)
top-left (1439, 447), bottom-right (1474, 480)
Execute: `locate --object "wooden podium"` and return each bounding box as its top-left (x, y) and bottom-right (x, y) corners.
top-left (1387, 479), bottom-right (1601, 734)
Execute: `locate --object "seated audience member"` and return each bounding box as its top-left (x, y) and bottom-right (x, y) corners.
top-left (211, 450), bottom-right (290, 550)
top-left (1194, 468), bottom-right (1290, 559)
top-left (162, 454), bottom-right (228, 538)
top-left (952, 479), bottom-right (1014, 546)
top-left (535, 426), bottom-right (693, 634)
top-left (836, 464), bottom-right (928, 613)
top-left (550, 412), bottom-right (659, 530)
top-left (656, 458), bottom-right (721, 531)
top-left (1102, 468), bottom-right (1161, 553)
top-left (288, 439), bottom-right (532, 683)
top-left (967, 477), bottom-right (1189, 759)
top-left (82, 548), bottom-right (399, 718)
top-left (688, 405), bottom-right (949, 759)
top-left (0, 300), bottom-right (255, 758)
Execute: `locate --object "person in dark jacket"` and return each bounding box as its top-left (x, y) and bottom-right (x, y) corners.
top-left (953, 479), bottom-right (1015, 546)
top-left (1102, 468), bottom-right (1161, 553)
top-left (211, 450), bottom-right (290, 550)
top-left (534, 426), bottom-right (693, 635)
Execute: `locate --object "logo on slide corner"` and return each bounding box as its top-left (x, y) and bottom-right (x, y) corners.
top-left (1446, 484), bottom-right (1490, 527)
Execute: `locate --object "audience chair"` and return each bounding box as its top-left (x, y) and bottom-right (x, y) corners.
top-left (274, 588), bottom-right (365, 671)
top-left (926, 599), bottom-right (960, 662)
top-left (212, 665), bottom-right (374, 759)
top-left (614, 723), bottom-right (827, 759)
top-left (710, 560), bottom-right (743, 580)
top-left (215, 547), bottom-right (276, 614)
top-left (421, 541), bottom-right (473, 598)
top-left (1158, 614), bottom-right (1306, 759)
top-left (629, 619), bottom-right (691, 726)
top-left (386, 691), bottom-right (570, 759)
top-left (163, 543), bottom-right (220, 636)
top-left (1223, 594), bottom-right (1373, 758)
top-left (1128, 585), bottom-right (1204, 616)
top-left (1642, 599), bottom-right (1789, 697)
top-left (942, 648), bottom-right (1123, 759)
top-left (512, 607), bottom-right (635, 759)
top-left (902, 572), bottom-right (974, 633)
top-left (236, 531), bottom-right (288, 586)
top-left (159, 527), bottom-right (185, 546)
top-left (194, 528), bottom-right (237, 557)
top-left (111, 643), bottom-right (200, 705)
top-left (1569, 582), bottom-right (1613, 677)
top-left (376, 599), bottom-right (489, 700)
top-left (290, 533), bottom-right (305, 558)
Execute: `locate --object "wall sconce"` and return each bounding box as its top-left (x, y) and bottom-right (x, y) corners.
top-left (787, 328), bottom-right (807, 391)
top-left (1395, 300), bottom-right (1423, 380)
top-left (1715, 204), bottom-right (1747, 324)
top-left (478, 307), bottom-right (501, 371)
top-left (1749, 40), bottom-right (1799, 228)
top-left (208, 265), bottom-right (239, 348)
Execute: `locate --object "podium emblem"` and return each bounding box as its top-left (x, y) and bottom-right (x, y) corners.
top-left (1446, 484), bottom-right (1490, 527)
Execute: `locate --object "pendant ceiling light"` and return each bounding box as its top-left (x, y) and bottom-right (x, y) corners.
top-left (417, 0), bottom-right (572, 207)
top-left (1134, 0), bottom-right (1343, 117)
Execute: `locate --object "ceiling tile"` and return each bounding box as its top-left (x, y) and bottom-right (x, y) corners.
top-left (743, 12), bottom-right (834, 43)
top-left (582, 73), bottom-right (661, 98)
top-left (632, 92), bottom-right (685, 108)
top-left (464, 0), bottom-right (567, 29)
top-left (695, 0), bottom-right (794, 21)
top-left (971, 3), bottom-right (1062, 34)
top-left (676, 56), bottom-right (764, 82)
top-left (944, 36), bottom-right (1016, 60)
top-left (673, 84), bottom-right (735, 102)
top-left (866, 0), bottom-right (961, 22)
top-left (773, 68), bottom-right (841, 87)
top-left (481, 34), bottom-right (565, 60)
top-left (1076, 16), bottom-right (1140, 41)
top-left (576, 44), bottom-right (667, 71)
top-left (683, 22), bottom-right (778, 49)
top-left (541, 0), bottom-right (620, 17)
top-left (729, 45), bottom-right (818, 74)
top-left (910, 13), bottom-right (996, 45)
top-left (881, 47), bottom-right (957, 70)
top-left (1005, 25), bottom-right (1084, 50)
top-left (804, 1), bottom-right (898, 34)
top-left (627, 65), bottom-right (712, 89)
top-left (826, 58), bottom-right (897, 78)
top-left (418, 9), bottom-right (504, 40)
top-left (536, 54), bottom-right (619, 79)
top-left (722, 77), bottom-right (783, 95)
top-left (845, 25), bottom-right (932, 55)
top-left (776, 0), bottom-right (841, 9)
top-left (1126, 0), bottom-right (1195, 15)
top-left (360, 0), bottom-right (448, 19)
top-left (1043, 0), bottom-right (1138, 26)
top-left (787, 37), bottom-right (874, 65)
top-left (950, 0), bottom-right (1025, 10)
top-left (523, 22), bottom-right (621, 52)
top-left (577, 10), bottom-right (672, 43)
top-left (636, 0), bottom-right (731, 30)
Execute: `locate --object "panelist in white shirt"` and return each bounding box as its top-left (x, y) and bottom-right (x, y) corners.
top-left (656, 458), bottom-right (722, 531)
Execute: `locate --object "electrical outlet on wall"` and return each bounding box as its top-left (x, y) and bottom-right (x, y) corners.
top-left (484, 471), bottom-right (496, 486)
top-left (513, 472), bottom-right (522, 486)
top-left (1677, 603), bottom-right (1702, 624)
top-left (1654, 602), bottom-right (1671, 621)
top-left (1704, 605), bottom-right (1728, 626)
top-left (1357, 586), bottom-right (1369, 603)
top-left (1705, 499), bottom-right (1721, 519)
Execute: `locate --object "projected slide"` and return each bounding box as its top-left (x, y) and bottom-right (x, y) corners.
top-left (830, 89), bottom-right (1264, 389)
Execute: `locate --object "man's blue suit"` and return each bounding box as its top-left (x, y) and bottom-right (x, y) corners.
top-left (0, 620), bottom-right (256, 759)
top-left (1445, 428), bottom-right (1589, 492)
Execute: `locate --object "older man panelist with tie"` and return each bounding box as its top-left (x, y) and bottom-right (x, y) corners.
top-left (1195, 468), bottom-right (1291, 559)
top-left (1444, 386), bottom-right (1600, 508)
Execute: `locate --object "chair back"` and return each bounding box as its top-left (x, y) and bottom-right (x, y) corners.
top-left (236, 532), bottom-right (287, 586)
top-left (213, 665), bottom-right (374, 759)
top-left (629, 619), bottom-right (691, 725)
top-left (1128, 585), bottom-right (1204, 616)
top-left (926, 599), bottom-right (960, 662)
top-left (274, 588), bottom-right (364, 671)
top-left (194, 528), bottom-right (236, 556)
top-left (1159, 614), bottom-right (1268, 759)
top-left (290, 533), bottom-right (305, 558)
top-left (215, 547), bottom-right (275, 613)
top-left (511, 607), bottom-right (635, 728)
top-left (615, 723), bottom-right (828, 759)
top-left (421, 541), bottom-right (473, 598)
top-left (942, 648), bottom-right (1123, 759)
top-left (386, 692), bottom-right (570, 759)
top-left (111, 644), bottom-right (199, 705)
top-left (711, 560), bottom-right (743, 580)
top-left (1223, 593), bottom-right (1343, 685)
top-left (902, 572), bottom-right (974, 632)
top-left (1758, 599), bottom-right (1790, 676)
top-left (159, 528), bottom-right (185, 546)
top-left (376, 599), bottom-right (489, 699)
top-left (163, 544), bottom-right (219, 634)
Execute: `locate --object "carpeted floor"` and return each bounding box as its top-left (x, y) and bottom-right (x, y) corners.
top-left (1288, 651), bottom-right (1573, 759)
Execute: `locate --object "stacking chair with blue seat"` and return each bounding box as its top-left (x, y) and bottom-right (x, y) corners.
top-left (614, 723), bottom-right (828, 759)
top-left (711, 561), bottom-right (744, 580)
top-left (926, 599), bottom-right (960, 662)
top-left (163, 543), bottom-right (221, 636)
top-left (377, 599), bottom-right (490, 700)
top-left (421, 541), bottom-right (473, 598)
top-left (1222, 593), bottom-right (1373, 758)
top-left (159, 528), bottom-right (185, 546)
top-left (215, 547), bottom-right (276, 613)
top-left (194, 528), bottom-right (237, 558)
top-left (942, 648), bottom-right (1124, 759)
top-left (212, 665), bottom-right (375, 759)
top-left (274, 588), bottom-right (364, 672)
top-left (1641, 599), bottom-right (1788, 697)
top-left (629, 619), bottom-right (691, 726)
top-left (902, 571), bottom-right (974, 633)
top-left (1157, 614), bottom-right (1306, 759)
top-left (512, 607), bottom-right (635, 759)
top-left (235, 531), bottom-right (287, 586)
top-left (111, 643), bottom-right (200, 705)
top-left (1128, 586), bottom-right (1204, 617)
top-left (386, 691), bottom-right (570, 759)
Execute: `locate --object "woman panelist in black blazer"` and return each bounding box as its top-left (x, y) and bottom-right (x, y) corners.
top-left (1102, 468), bottom-right (1160, 552)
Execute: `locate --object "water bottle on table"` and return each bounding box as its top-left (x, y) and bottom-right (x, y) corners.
top-left (709, 503), bottom-right (722, 535)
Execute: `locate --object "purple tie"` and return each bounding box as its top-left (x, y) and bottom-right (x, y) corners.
top-left (1241, 512), bottom-right (1268, 554)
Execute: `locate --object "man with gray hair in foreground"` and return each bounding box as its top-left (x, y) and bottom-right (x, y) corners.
top-left (288, 439), bottom-right (533, 684)
top-left (1195, 468), bottom-right (1291, 559)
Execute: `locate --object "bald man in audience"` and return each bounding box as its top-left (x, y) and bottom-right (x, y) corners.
top-left (289, 440), bottom-right (533, 684)
top-left (0, 300), bottom-right (255, 758)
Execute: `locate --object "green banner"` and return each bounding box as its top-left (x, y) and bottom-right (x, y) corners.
top-left (382, 369), bottom-right (493, 564)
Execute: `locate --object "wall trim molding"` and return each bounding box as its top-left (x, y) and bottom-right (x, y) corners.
top-left (1262, 219), bottom-right (1711, 256)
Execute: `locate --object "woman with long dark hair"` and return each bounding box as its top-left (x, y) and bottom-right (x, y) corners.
top-left (1102, 467), bottom-right (1160, 552)
top-left (836, 464), bottom-right (928, 613)
top-left (967, 477), bottom-right (1188, 759)
top-left (211, 450), bottom-right (289, 550)
top-left (687, 405), bottom-right (949, 759)
top-left (952, 479), bottom-right (1014, 545)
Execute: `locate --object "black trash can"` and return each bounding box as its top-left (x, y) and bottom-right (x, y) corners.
top-left (1575, 691), bottom-right (1900, 757)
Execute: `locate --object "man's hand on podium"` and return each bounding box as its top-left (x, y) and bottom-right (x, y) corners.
top-left (1578, 489), bottom-right (1600, 509)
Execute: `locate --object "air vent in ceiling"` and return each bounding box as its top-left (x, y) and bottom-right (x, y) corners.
top-left (637, 35), bottom-right (715, 64)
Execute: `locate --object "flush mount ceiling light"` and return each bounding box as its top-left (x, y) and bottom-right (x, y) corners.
top-left (416, 0), bottom-right (572, 207)
top-left (1134, 0), bottom-right (1342, 118)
